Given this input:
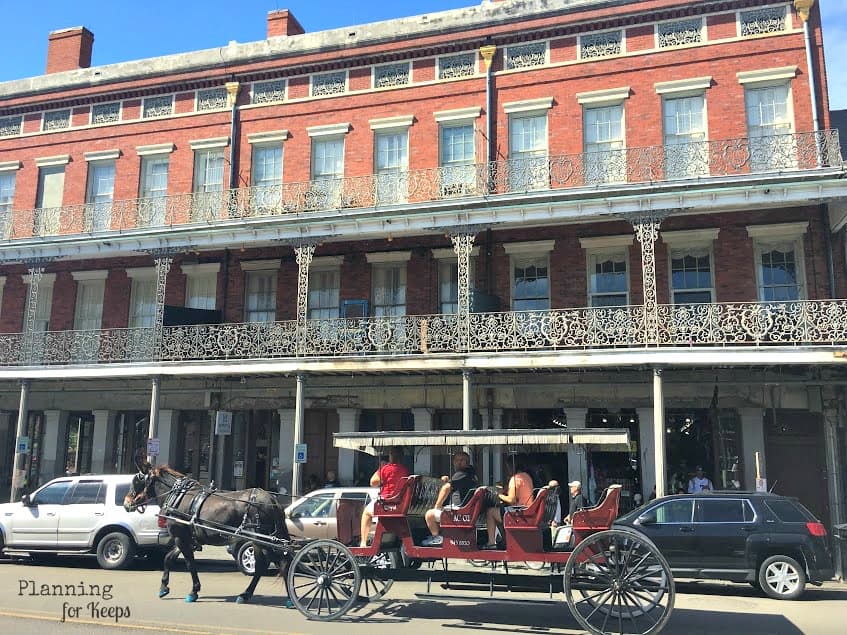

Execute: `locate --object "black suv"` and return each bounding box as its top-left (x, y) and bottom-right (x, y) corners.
top-left (614, 492), bottom-right (833, 600)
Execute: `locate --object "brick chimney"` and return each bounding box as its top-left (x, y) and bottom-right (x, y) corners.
top-left (267, 10), bottom-right (305, 38)
top-left (46, 27), bottom-right (94, 74)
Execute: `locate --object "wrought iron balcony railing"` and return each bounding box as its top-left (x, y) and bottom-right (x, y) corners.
top-left (0, 130), bottom-right (841, 242)
top-left (2, 299), bottom-right (845, 367)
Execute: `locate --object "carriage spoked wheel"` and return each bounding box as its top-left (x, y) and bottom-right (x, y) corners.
top-left (563, 528), bottom-right (674, 635)
top-left (356, 551), bottom-right (398, 601)
top-left (286, 539), bottom-right (362, 621)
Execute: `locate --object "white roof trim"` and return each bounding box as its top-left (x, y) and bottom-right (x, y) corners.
top-left (576, 87), bottom-right (631, 106)
top-left (240, 259), bottom-right (281, 271)
top-left (84, 149), bottom-right (121, 162)
top-left (189, 136), bottom-right (230, 150)
top-left (434, 106), bottom-right (482, 123)
top-left (246, 130), bottom-right (289, 145)
top-left (34, 154), bottom-right (70, 167)
top-left (180, 262), bottom-right (221, 275)
top-left (366, 250), bottom-right (412, 263)
top-left (71, 270), bottom-right (109, 281)
top-left (737, 66), bottom-right (798, 85)
top-left (654, 76), bottom-right (713, 95)
top-left (579, 235), bottom-right (634, 249)
top-left (125, 267), bottom-right (156, 279)
top-left (0, 160), bottom-right (21, 172)
top-left (661, 228), bottom-right (720, 246)
top-left (503, 240), bottom-right (555, 255)
top-left (503, 97), bottom-right (554, 115)
top-left (746, 222), bottom-right (808, 239)
top-left (23, 273), bottom-right (56, 285)
top-left (431, 246), bottom-right (480, 259)
top-left (306, 123), bottom-right (351, 138)
top-left (136, 143), bottom-right (175, 156)
top-left (311, 255), bottom-right (344, 267)
top-left (369, 115), bottom-right (415, 131)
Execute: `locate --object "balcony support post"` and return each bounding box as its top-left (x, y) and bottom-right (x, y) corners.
top-left (147, 376), bottom-right (161, 464)
top-left (22, 258), bottom-right (53, 363)
top-left (462, 370), bottom-right (473, 455)
top-left (652, 368), bottom-right (667, 498)
top-left (451, 232), bottom-right (476, 352)
top-left (9, 379), bottom-right (30, 502)
top-left (147, 249), bottom-right (176, 360)
top-left (292, 373), bottom-right (306, 498)
top-left (294, 242), bottom-right (317, 356)
top-left (630, 213), bottom-right (668, 346)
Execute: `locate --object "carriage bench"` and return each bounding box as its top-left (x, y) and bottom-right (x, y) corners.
top-left (502, 485), bottom-right (560, 553)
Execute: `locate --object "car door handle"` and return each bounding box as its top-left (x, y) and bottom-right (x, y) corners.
top-left (94, 512), bottom-right (105, 516)
top-left (679, 526), bottom-right (694, 533)
top-left (312, 521), bottom-right (327, 526)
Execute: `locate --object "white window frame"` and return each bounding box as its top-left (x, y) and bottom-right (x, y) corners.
top-left (505, 98), bottom-right (553, 192)
top-left (72, 271), bottom-right (108, 331)
top-left (747, 222), bottom-right (808, 302)
top-left (578, 88), bottom-right (630, 185)
top-left (84, 154), bottom-right (117, 232)
top-left (738, 67), bottom-right (798, 170)
top-left (662, 229), bottom-right (720, 305)
top-left (0, 161), bottom-right (19, 239)
top-left (580, 235), bottom-right (633, 308)
top-left (242, 260), bottom-right (280, 323)
top-left (371, 116), bottom-right (413, 205)
top-left (656, 77), bottom-right (712, 179)
top-left (504, 241), bottom-right (554, 312)
top-left (366, 251), bottom-right (411, 318)
top-left (182, 263), bottom-right (220, 311)
top-left (435, 108), bottom-right (482, 197)
top-left (308, 256), bottom-right (343, 320)
top-left (126, 267), bottom-right (157, 329)
top-left (432, 246), bottom-right (480, 314)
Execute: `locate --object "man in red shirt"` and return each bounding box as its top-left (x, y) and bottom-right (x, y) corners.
top-left (359, 446), bottom-right (410, 547)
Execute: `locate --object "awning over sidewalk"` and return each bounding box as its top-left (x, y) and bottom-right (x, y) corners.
top-left (333, 427), bottom-right (631, 455)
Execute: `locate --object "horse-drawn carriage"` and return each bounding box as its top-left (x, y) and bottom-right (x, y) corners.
top-left (127, 428), bottom-right (675, 635)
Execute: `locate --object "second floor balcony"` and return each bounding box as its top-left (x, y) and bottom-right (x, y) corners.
top-left (0, 130), bottom-right (842, 243)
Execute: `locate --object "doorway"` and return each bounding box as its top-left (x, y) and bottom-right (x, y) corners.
top-left (64, 412), bottom-right (95, 475)
top-left (303, 410), bottom-right (339, 490)
top-left (176, 411), bottom-right (212, 482)
top-left (112, 411), bottom-right (149, 473)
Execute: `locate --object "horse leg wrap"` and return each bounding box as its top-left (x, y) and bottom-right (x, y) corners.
top-left (185, 591), bottom-right (198, 603)
top-left (236, 594), bottom-right (249, 604)
top-left (158, 586), bottom-right (170, 598)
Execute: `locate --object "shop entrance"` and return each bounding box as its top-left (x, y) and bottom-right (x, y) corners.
top-left (112, 411), bottom-right (148, 473)
top-left (0, 414), bottom-right (14, 497)
top-left (176, 411), bottom-right (211, 482)
top-left (303, 410), bottom-right (339, 490)
top-left (64, 412), bottom-right (95, 476)
top-left (23, 412), bottom-right (44, 491)
top-left (586, 410), bottom-right (641, 513)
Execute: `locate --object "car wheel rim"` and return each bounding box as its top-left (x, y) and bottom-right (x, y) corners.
top-left (105, 540), bottom-right (124, 563)
top-left (765, 562), bottom-right (799, 595)
top-left (242, 547), bottom-right (255, 572)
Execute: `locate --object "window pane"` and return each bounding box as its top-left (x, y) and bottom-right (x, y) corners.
top-left (186, 273), bottom-right (217, 310)
top-left (66, 481), bottom-right (105, 505)
top-left (129, 278), bottom-right (156, 328)
top-left (245, 271), bottom-right (277, 322)
top-left (74, 280), bottom-right (105, 330)
top-left (439, 260), bottom-right (459, 314)
top-left (695, 499), bottom-right (745, 523)
top-left (195, 150), bottom-right (225, 192)
top-left (764, 499), bottom-right (814, 522)
top-left (510, 115), bottom-right (547, 157)
top-left (376, 131), bottom-right (408, 172)
top-left (0, 172), bottom-right (15, 213)
top-left (252, 146), bottom-right (283, 186)
top-left (33, 481), bottom-right (71, 505)
top-left (513, 257), bottom-right (549, 310)
top-left (312, 138), bottom-right (344, 179)
top-left (654, 499), bottom-right (693, 523)
top-left (372, 265), bottom-right (406, 316)
top-left (308, 269), bottom-right (340, 319)
top-left (440, 125), bottom-right (475, 165)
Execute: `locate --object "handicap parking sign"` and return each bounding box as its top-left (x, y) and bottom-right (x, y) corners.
top-left (295, 443), bottom-right (308, 464)
top-left (16, 436), bottom-right (30, 454)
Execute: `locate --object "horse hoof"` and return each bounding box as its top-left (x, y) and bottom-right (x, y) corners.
top-left (185, 593), bottom-right (198, 603)
top-left (159, 588), bottom-right (170, 598)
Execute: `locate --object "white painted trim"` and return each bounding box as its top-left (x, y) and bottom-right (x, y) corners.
top-left (661, 228), bottom-right (720, 246)
top-left (366, 250), bottom-right (412, 263)
top-left (576, 87), bottom-right (631, 106)
top-left (34, 154), bottom-right (70, 167)
top-left (189, 136), bottom-right (230, 150)
top-left (434, 106), bottom-right (482, 123)
top-left (125, 267), bottom-right (156, 279)
top-left (306, 123), bottom-right (351, 138)
top-left (746, 221), bottom-right (808, 239)
top-left (84, 149), bottom-right (120, 162)
top-left (503, 97), bottom-right (554, 115)
top-left (369, 115), bottom-right (415, 130)
top-left (71, 270), bottom-right (109, 281)
top-left (736, 66), bottom-right (798, 85)
top-left (23, 273), bottom-right (56, 285)
top-left (180, 262), bottom-right (221, 275)
top-left (311, 255), bottom-right (344, 267)
top-left (503, 240), bottom-right (555, 255)
top-left (579, 235), bottom-right (633, 249)
top-left (0, 160), bottom-right (21, 172)
top-left (246, 130), bottom-right (289, 145)
top-left (654, 76), bottom-right (713, 95)
top-left (136, 143), bottom-right (175, 156)
top-left (431, 246), bottom-right (480, 259)
top-left (240, 259), bottom-right (281, 271)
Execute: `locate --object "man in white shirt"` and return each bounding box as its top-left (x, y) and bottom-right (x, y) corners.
top-left (687, 465), bottom-right (714, 493)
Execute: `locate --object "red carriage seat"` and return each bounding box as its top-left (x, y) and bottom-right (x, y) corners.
top-left (503, 484), bottom-right (560, 530)
top-left (439, 486), bottom-right (493, 529)
top-left (571, 484), bottom-right (622, 531)
top-left (374, 475), bottom-right (443, 518)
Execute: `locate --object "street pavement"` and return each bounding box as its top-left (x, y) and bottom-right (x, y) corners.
top-left (1, 547), bottom-right (845, 635)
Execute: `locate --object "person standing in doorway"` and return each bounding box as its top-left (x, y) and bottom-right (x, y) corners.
top-left (687, 465), bottom-right (714, 493)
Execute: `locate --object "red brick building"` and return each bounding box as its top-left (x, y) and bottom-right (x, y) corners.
top-left (0, 0), bottom-right (844, 550)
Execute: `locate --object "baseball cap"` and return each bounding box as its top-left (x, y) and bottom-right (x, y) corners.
top-left (568, 480), bottom-right (581, 487)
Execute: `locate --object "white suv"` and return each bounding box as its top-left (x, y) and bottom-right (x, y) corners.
top-left (0, 474), bottom-right (169, 569)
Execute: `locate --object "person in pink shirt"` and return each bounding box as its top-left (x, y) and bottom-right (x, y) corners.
top-left (483, 456), bottom-right (534, 549)
top-left (359, 446), bottom-right (410, 547)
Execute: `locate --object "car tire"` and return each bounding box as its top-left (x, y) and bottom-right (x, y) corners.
top-left (236, 541), bottom-right (269, 576)
top-left (96, 532), bottom-right (136, 570)
top-left (758, 555), bottom-right (806, 600)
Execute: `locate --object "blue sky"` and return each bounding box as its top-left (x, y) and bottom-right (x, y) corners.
top-left (0, 1), bottom-right (844, 108)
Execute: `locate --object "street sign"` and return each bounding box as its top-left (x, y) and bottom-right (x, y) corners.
top-left (215, 411), bottom-right (233, 435)
top-left (295, 443), bottom-right (308, 464)
top-left (147, 438), bottom-right (160, 456)
top-left (755, 477), bottom-right (768, 492)
top-left (16, 436), bottom-right (30, 454)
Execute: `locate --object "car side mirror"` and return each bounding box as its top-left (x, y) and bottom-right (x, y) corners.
top-left (289, 510), bottom-right (302, 520)
top-left (638, 511), bottom-right (657, 526)
top-left (21, 494), bottom-right (33, 507)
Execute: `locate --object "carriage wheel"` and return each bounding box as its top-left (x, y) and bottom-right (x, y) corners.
top-left (563, 528), bottom-right (674, 635)
top-left (357, 551), bottom-right (397, 601)
top-left (287, 539), bottom-right (361, 621)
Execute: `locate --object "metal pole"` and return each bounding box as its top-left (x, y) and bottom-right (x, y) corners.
top-left (653, 368), bottom-right (666, 498)
top-left (147, 377), bottom-right (161, 464)
top-left (10, 379), bottom-right (31, 502)
top-left (462, 370), bottom-right (472, 456)
top-left (292, 374), bottom-right (306, 498)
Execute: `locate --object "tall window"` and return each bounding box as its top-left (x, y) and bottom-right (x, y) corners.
top-left (663, 95), bottom-right (707, 178)
top-left (74, 279), bottom-right (105, 331)
top-left (192, 149), bottom-right (225, 221)
top-left (374, 130), bottom-right (408, 204)
top-left (439, 124), bottom-right (476, 196)
top-left (745, 84), bottom-right (795, 171)
top-left (86, 161), bottom-right (115, 232)
top-left (308, 268), bottom-right (341, 320)
top-left (35, 164), bottom-right (66, 235)
top-left (139, 156), bottom-right (169, 226)
top-left (310, 137), bottom-right (344, 207)
top-left (244, 270), bottom-right (277, 323)
top-left (372, 264), bottom-right (406, 317)
top-left (24, 276), bottom-right (54, 333)
top-left (185, 274), bottom-right (217, 311)
top-left (583, 105), bottom-right (625, 184)
top-left (670, 248), bottom-right (713, 304)
top-left (0, 171), bottom-right (15, 238)
top-left (509, 114), bottom-right (548, 191)
top-left (589, 251), bottom-right (629, 306)
top-left (128, 277), bottom-right (156, 328)
top-left (512, 256), bottom-right (550, 311)
top-left (252, 145), bottom-right (282, 188)
top-left (756, 241), bottom-right (803, 301)
top-left (439, 260), bottom-right (460, 314)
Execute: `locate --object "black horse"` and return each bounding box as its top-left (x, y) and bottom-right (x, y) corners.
top-left (124, 464), bottom-right (290, 604)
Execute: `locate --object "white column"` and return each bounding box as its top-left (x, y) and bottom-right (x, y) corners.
top-left (336, 408), bottom-right (359, 485)
top-left (11, 381), bottom-right (31, 501)
top-left (564, 408), bottom-right (589, 487)
top-left (91, 410), bottom-right (113, 473)
top-left (156, 410), bottom-right (176, 466)
top-left (825, 402), bottom-right (846, 581)
top-left (637, 408), bottom-right (657, 501)
top-left (491, 408), bottom-right (504, 484)
top-left (411, 408), bottom-right (434, 475)
top-left (39, 410), bottom-right (67, 483)
top-left (462, 370), bottom-right (473, 432)
top-left (292, 375), bottom-right (306, 498)
top-left (739, 408), bottom-right (766, 489)
top-left (277, 409), bottom-right (295, 495)
top-left (480, 410), bottom-right (492, 484)
top-left (653, 370), bottom-right (666, 498)
top-left (147, 377), bottom-right (161, 463)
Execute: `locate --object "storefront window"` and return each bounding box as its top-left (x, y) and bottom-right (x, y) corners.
top-left (586, 409), bottom-right (641, 512)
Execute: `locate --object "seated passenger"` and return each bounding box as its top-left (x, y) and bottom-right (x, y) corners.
top-left (564, 480), bottom-right (587, 524)
top-left (359, 446), bottom-right (410, 547)
top-left (422, 451), bottom-right (477, 547)
top-left (483, 457), bottom-right (534, 550)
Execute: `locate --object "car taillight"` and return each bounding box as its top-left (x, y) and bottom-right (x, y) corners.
top-left (806, 522), bottom-right (827, 537)
top-left (157, 515), bottom-right (167, 529)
